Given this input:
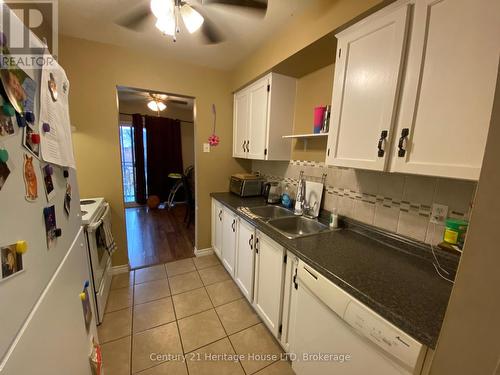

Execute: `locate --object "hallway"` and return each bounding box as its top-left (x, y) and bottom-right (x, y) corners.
top-left (126, 206), bottom-right (195, 269)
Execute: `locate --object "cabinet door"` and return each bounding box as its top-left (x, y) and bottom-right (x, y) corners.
top-left (390, 0), bottom-right (500, 180)
top-left (213, 201), bottom-right (223, 259)
top-left (221, 208), bottom-right (237, 277)
top-left (253, 232), bottom-right (285, 337)
top-left (247, 77), bottom-right (270, 160)
top-left (326, 3), bottom-right (410, 171)
top-left (280, 252), bottom-right (298, 351)
top-left (235, 218), bottom-right (255, 302)
top-left (233, 91), bottom-right (249, 158)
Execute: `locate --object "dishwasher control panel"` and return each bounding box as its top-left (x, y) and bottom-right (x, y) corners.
top-left (343, 300), bottom-right (424, 370)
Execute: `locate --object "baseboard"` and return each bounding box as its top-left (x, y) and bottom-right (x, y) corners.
top-left (194, 247), bottom-right (214, 257)
top-left (111, 264), bottom-right (130, 275)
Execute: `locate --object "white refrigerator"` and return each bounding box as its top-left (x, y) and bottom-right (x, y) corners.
top-left (0, 6), bottom-right (98, 375)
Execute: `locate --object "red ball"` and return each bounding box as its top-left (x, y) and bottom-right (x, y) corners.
top-left (147, 195), bottom-right (160, 209)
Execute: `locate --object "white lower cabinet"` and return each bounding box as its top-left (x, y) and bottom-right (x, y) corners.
top-left (280, 251), bottom-right (299, 351)
top-left (235, 218), bottom-right (256, 302)
top-left (253, 231), bottom-right (286, 338)
top-left (211, 199), bottom-right (223, 259)
top-left (221, 207), bottom-right (238, 277)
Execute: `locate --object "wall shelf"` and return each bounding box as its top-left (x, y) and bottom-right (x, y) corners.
top-left (282, 133), bottom-right (328, 151)
top-left (282, 133), bottom-right (328, 139)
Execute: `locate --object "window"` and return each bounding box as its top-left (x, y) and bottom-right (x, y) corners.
top-left (119, 123), bottom-right (147, 204)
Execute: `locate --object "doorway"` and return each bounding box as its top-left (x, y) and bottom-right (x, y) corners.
top-left (117, 86), bottom-right (196, 269)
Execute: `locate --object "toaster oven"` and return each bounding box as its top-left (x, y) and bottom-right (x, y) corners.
top-left (230, 174), bottom-right (264, 197)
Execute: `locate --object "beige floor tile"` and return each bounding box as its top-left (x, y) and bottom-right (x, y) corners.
top-left (132, 322), bottom-right (183, 373)
top-left (186, 338), bottom-right (245, 375)
top-left (172, 287), bottom-right (213, 319)
top-left (98, 308), bottom-right (132, 343)
top-left (169, 271), bottom-right (203, 295)
top-left (254, 360), bottom-right (295, 375)
top-left (198, 265), bottom-right (230, 286)
top-left (134, 279), bottom-right (171, 305)
top-left (106, 286), bottom-right (133, 313)
top-left (111, 271), bottom-right (134, 290)
top-left (206, 279), bottom-right (243, 307)
top-left (230, 323), bottom-right (284, 374)
top-left (193, 254), bottom-right (220, 270)
top-left (102, 335), bottom-right (131, 375)
top-left (135, 265), bottom-right (167, 284)
top-left (165, 258), bottom-right (196, 277)
top-left (178, 309), bottom-right (226, 353)
top-left (133, 297), bottom-right (176, 333)
top-left (134, 360), bottom-right (188, 375)
top-left (216, 298), bottom-right (260, 335)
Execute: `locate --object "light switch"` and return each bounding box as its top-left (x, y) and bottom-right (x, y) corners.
top-left (203, 143), bottom-right (210, 153)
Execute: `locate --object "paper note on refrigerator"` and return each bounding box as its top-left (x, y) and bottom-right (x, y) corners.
top-left (39, 57), bottom-right (76, 168)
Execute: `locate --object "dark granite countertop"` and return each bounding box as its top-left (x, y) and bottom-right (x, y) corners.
top-left (211, 192), bottom-right (458, 349)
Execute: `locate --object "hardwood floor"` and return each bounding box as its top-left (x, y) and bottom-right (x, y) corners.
top-left (126, 205), bottom-right (195, 269)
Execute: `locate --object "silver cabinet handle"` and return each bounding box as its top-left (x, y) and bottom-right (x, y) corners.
top-left (249, 234), bottom-right (253, 250)
top-left (246, 140), bottom-right (250, 152)
top-left (231, 219), bottom-right (236, 232)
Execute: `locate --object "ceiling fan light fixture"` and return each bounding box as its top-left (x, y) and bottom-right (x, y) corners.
top-left (147, 100), bottom-right (167, 112)
top-left (155, 13), bottom-right (176, 36)
top-left (180, 4), bottom-right (204, 33)
top-left (150, 0), bottom-right (173, 19)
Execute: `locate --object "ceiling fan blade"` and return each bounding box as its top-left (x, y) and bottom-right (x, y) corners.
top-left (191, 5), bottom-right (225, 44)
top-left (203, 0), bottom-right (267, 12)
top-left (168, 99), bottom-right (189, 105)
top-left (116, 4), bottom-right (152, 31)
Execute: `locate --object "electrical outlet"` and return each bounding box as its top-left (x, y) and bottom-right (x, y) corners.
top-left (430, 203), bottom-right (448, 225)
top-left (203, 143), bottom-right (210, 153)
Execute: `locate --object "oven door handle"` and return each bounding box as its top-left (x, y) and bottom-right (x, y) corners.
top-left (87, 203), bottom-right (110, 232)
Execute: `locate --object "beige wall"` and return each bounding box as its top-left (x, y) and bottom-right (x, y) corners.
top-left (291, 64), bottom-right (334, 161)
top-left (60, 36), bottom-right (250, 266)
top-left (429, 67), bottom-right (500, 374)
top-left (118, 101), bottom-right (195, 170)
top-left (231, 0), bottom-right (382, 90)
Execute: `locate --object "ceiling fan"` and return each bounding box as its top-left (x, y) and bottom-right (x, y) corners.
top-left (116, 0), bottom-right (268, 44)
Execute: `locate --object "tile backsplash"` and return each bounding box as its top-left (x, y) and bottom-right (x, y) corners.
top-left (252, 160), bottom-right (477, 245)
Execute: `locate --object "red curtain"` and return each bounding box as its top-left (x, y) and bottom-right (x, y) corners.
top-left (144, 116), bottom-right (183, 201)
top-left (132, 114), bottom-right (147, 204)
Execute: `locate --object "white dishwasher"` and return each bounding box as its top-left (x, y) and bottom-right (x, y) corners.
top-left (288, 260), bottom-right (427, 375)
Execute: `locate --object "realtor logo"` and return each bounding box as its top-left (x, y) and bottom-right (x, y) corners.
top-left (0, 0), bottom-right (58, 69)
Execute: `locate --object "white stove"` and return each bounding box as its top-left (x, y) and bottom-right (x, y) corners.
top-left (80, 198), bottom-right (106, 225)
top-left (80, 197), bottom-right (112, 324)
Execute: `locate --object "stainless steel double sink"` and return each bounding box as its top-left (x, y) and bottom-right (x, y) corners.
top-left (247, 205), bottom-right (331, 239)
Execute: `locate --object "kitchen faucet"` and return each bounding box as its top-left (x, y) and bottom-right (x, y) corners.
top-left (294, 171), bottom-right (319, 219)
top-left (294, 171), bottom-right (305, 216)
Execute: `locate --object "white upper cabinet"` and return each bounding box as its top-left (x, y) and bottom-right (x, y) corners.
top-left (326, 2), bottom-right (411, 171)
top-left (247, 78), bottom-right (270, 159)
top-left (389, 0), bottom-right (500, 180)
top-left (233, 72), bottom-right (296, 161)
top-left (233, 91), bottom-right (250, 159)
top-left (326, 0), bottom-right (500, 180)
